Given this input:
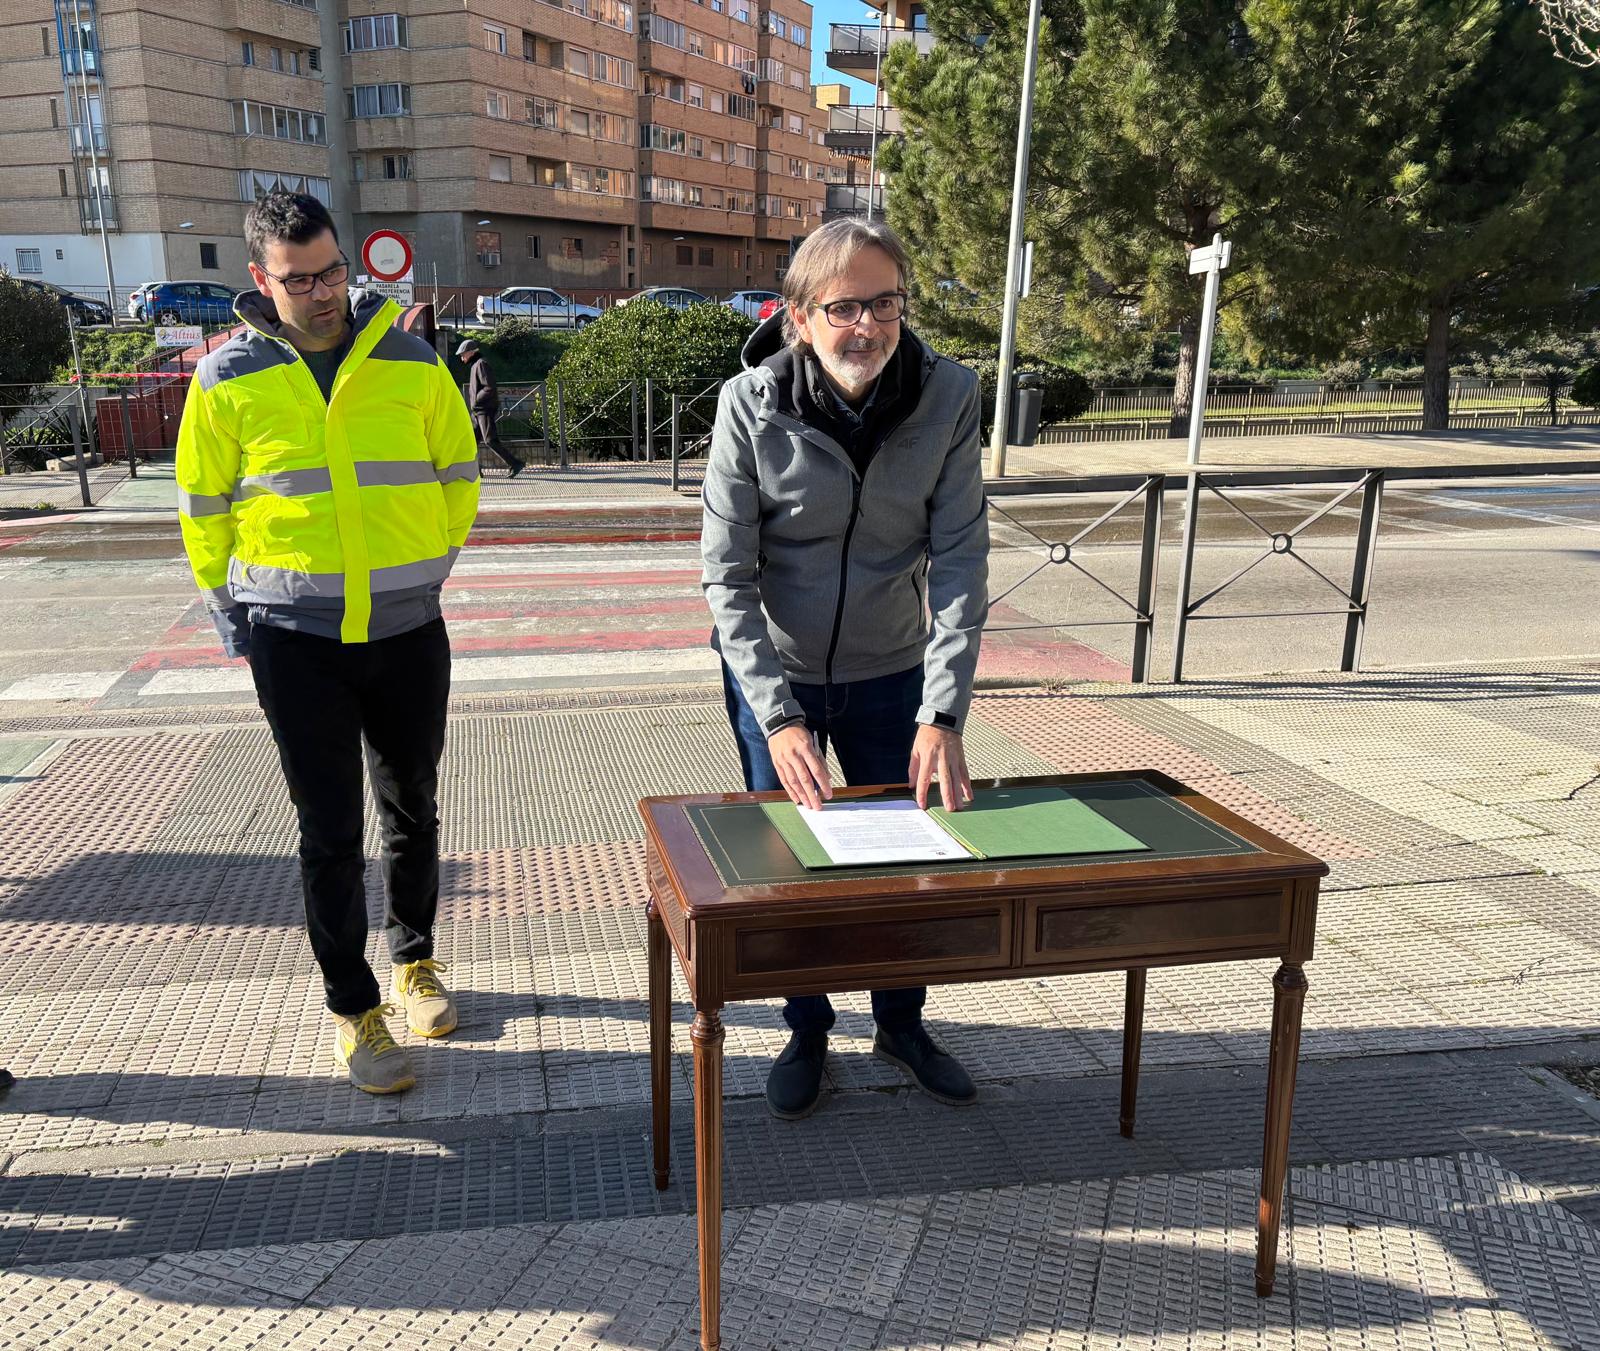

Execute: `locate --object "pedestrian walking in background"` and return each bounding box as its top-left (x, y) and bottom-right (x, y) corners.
top-left (457, 338), bottom-right (521, 477)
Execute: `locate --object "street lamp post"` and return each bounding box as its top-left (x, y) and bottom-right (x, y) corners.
top-left (987, 0), bottom-right (1044, 476)
top-left (865, 6), bottom-right (887, 222)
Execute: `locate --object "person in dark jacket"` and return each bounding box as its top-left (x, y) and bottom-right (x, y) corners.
top-left (702, 217), bottom-right (990, 1120)
top-left (457, 338), bottom-right (521, 477)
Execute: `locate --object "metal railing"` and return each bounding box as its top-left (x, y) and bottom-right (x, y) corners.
top-left (826, 105), bottom-right (904, 136)
top-left (824, 184), bottom-right (885, 216)
top-left (828, 24), bottom-right (937, 58)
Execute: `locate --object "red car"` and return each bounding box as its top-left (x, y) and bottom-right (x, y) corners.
top-left (757, 296), bottom-right (784, 321)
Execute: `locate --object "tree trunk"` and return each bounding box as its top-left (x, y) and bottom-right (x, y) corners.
top-left (1421, 294), bottom-right (1452, 431)
top-left (1168, 311), bottom-right (1200, 438)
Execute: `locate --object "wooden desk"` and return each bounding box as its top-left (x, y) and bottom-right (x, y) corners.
top-left (641, 771), bottom-right (1326, 1351)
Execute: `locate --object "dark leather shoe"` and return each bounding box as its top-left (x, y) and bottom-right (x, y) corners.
top-left (766, 1031), bottom-right (827, 1119)
top-left (873, 1023), bottom-right (977, 1106)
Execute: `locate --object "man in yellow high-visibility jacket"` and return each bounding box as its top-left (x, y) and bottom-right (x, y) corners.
top-left (176, 192), bottom-right (481, 1095)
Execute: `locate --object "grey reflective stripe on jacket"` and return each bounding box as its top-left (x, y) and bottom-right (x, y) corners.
top-left (701, 343), bottom-right (989, 735)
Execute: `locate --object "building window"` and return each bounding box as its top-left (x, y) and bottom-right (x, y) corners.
top-left (477, 230), bottom-right (502, 267)
top-left (729, 94), bottom-right (756, 120)
top-left (200, 243), bottom-right (219, 270)
top-left (526, 96), bottom-right (561, 128)
top-left (676, 244), bottom-right (693, 266)
top-left (731, 142), bottom-right (755, 168)
top-left (689, 136), bottom-right (704, 158)
top-left (309, 46), bottom-right (321, 71)
top-left (343, 15), bottom-right (406, 52)
top-left (270, 47), bottom-right (284, 71)
top-left (698, 246), bottom-right (714, 267)
top-left (15, 248), bottom-right (42, 275)
top-left (687, 83), bottom-right (703, 109)
top-left (568, 109), bottom-right (590, 135)
top-left (527, 235), bottom-right (541, 258)
top-left (489, 155), bottom-right (512, 182)
top-left (562, 237), bottom-right (584, 258)
top-left (350, 155), bottom-right (366, 181)
top-left (792, 24), bottom-right (806, 44)
top-left (594, 53), bottom-right (634, 87)
top-left (642, 125), bottom-right (687, 154)
top-left (484, 23), bottom-right (506, 53)
top-left (241, 40), bottom-right (255, 66)
top-left (381, 154), bottom-right (412, 179)
top-left (487, 90), bottom-right (510, 119)
top-left (58, 168), bottom-right (69, 196)
top-left (234, 101), bottom-right (327, 145)
top-left (787, 112), bottom-right (803, 133)
top-left (349, 83), bottom-right (412, 117)
top-left (290, 50), bottom-right (301, 75)
top-left (643, 16), bottom-right (685, 48)
top-left (567, 47), bottom-right (591, 77)
top-left (240, 170), bottom-right (332, 205)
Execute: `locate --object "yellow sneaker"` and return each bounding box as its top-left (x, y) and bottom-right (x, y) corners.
top-left (332, 1005), bottom-right (415, 1094)
top-left (391, 959), bottom-right (458, 1038)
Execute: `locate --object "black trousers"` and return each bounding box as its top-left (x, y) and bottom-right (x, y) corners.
top-left (249, 619), bottom-right (451, 1015)
top-left (472, 408), bottom-right (518, 470)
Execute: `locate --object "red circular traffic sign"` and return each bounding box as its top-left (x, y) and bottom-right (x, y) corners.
top-left (361, 230), bottom-right (413, 282)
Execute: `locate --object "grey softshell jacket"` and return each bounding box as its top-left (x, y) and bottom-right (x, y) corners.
top-left (701, 314), bottom-right (989, 735)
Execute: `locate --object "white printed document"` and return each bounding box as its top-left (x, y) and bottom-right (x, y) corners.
top-left (795, 799), bottom-right (971, 866)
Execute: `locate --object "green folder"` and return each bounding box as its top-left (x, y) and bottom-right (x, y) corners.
top-left (760, 785), bottom-right (1148, 870)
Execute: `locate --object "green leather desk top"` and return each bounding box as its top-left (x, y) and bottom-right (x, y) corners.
top-left (686, 776), bottom-right (1262, 888)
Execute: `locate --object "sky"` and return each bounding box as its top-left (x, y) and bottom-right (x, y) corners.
top-left (807, 0), bottom-right (881, 100)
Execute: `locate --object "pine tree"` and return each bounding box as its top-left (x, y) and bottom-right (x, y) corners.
top-left (880, 0), bottom-right (1514, 433)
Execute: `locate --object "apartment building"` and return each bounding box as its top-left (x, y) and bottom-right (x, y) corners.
top-left (0, 0), bottom-right (830, 303)
top-left (820, 0), bottom-right (928, 221)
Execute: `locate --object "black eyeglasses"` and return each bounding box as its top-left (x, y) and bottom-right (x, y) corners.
top-left (810, 292), bottom-right (908, 327)
top-left (262, 257), bottom-right (351, 296)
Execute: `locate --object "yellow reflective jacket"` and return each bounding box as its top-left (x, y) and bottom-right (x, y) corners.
top-left (176, 290), bottom-right (480, 647)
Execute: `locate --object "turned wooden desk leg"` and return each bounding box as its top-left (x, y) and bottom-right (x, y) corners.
top-left (1256, 962), bottom-right (1308, 1297)
top-left (1120, 968), bottom-right (1147, 1138)
top-left (692, 1008), bottom-right (725, 1351)
top-left (648, 901), bottom-right (672, 1191)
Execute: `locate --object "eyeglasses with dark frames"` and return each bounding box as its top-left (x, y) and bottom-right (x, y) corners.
top-left (810, 292), bottom-right (908, 327)
top-left (261, 256), bottom-right (352, 296)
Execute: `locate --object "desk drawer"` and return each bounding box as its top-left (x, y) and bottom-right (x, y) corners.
top-left (733, 907), bottom-right (1009, 984)
top-left (1025, 890), bottom-right (1288, 966)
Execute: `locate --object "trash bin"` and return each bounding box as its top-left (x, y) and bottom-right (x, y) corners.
top-left (1011, 371), bottom-right (1044, 447)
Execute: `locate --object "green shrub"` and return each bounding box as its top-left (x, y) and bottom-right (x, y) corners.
top-left (445, 320), bottom-right (574, 386)
top-left (1572, 363), bottom-right (1600, 408)
top-left (0, 273), bottom-right (71, 402)
top-left (50, 328), bottom-right (159, 384)
top-left (927, 342), bottom-right (1095, 430)
top-left (1322, 359), bottom-right (1365, 389)
top-left (544, 301), bottom-right (752, 458)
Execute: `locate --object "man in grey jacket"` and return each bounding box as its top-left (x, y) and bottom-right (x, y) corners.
top-left (702, 218), bottom-right (990, 1119)
top-left (457, 338), bottom-right (521, 477)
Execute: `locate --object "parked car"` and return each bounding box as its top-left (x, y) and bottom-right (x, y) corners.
top-left (126, 282), bottom-right (157, 321)
top-left (476, 286), bottom-right (601, 327)
top-left (722, 289), bottom-right (782, 320)
top-left (617, 287), bottom-right (711, 311)
top-left (16, 278), bottom-right (113, 326)
top-left (757, 296), bottom-right (784, 322)
top-left (135, 281), bottom-right (240, 326)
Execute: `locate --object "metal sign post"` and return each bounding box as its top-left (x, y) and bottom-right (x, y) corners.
top-left (1170, 232), bottom-right (1232, 681)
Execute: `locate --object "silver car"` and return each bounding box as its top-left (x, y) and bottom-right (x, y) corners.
top-left (476, 286), bottom-right (601, 327)
top-left (722, 289), bottom-right (783, 320)
top-left (618, 287), bottom-right (711, 311)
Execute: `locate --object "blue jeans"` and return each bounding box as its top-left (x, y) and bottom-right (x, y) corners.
top-left (722, 660), bottom-right (927, 1035)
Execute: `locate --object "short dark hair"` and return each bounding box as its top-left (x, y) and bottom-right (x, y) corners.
top-left (244, 191), bottom-right (337, 266)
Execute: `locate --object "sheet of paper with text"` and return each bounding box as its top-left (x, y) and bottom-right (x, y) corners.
top-left (794, 800), bottom-right (972, 866)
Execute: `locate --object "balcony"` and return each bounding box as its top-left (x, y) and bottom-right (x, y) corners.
top-left (61, 47), bottom-right (100, 77)
top-left (823, 184), bottom-right (884, 221)
top-left (823, 104), bottom-right (903, 155)
top-left (826, 24), bottom-right (935, 75)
